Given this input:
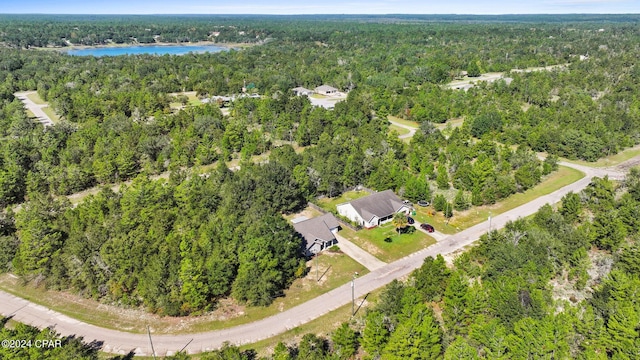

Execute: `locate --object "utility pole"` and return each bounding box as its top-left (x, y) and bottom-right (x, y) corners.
top-left (351, 272), bottom-right (359, 316)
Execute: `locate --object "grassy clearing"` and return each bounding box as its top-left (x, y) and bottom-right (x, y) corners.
top-left (445, 165), bottom-right (584, 230)
top-left (283, 206), bottom-right (324, 222)
top-left (169, 91), bottom-right (203, 110)
top-left (559, 145), bottom-right (640, 168)
top-left (316, 190), bottom-right (371, 213)
top-left (0, 253), bottom-right (367, 335)
top-left (389, 124), bottom-right (411, 136)
top-left (387, 115), bottom-right (419, 128)
top-left (186, 93), bottom-right (202, 106)
top-left (412, 206), bottom-right (459, 235)
top-left (25, 109), bottom-right (36, 118)
top-left (340, 223), bottom-right (437, 262)
top-left (169, 102), bottom-right (183, 110)
top-left (434, 117), bottom-right (464, 131)
top-left (26, 92), bottom-right (46, 105)
top-left (41, 106), bottom-right (60, 123)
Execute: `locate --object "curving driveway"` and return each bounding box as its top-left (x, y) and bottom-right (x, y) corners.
top-left (388, 118), bottom-right (417, 139)
top-left (0, 161), bottom-right (626, 356)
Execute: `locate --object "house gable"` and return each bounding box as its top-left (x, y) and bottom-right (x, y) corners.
top-left (292, 213), bottom-right (340, 256)
top-left (337, 190), bottom-right (410, 228)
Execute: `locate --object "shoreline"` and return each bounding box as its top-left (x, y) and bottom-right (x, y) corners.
top-left (31, 41), bottom-right (254, 52)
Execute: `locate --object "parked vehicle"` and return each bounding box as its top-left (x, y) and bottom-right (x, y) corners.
top-left (407, 216), bottom-right (415, 225)
top-left (420, 223), bottom-right (435, 232)
top-left (417, 200), bottom-right (430, 207)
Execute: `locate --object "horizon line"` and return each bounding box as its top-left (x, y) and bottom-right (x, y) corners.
top-left (1, 13), bottom-right (639, 16)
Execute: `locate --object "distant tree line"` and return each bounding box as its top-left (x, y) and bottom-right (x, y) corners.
top-left (0, 15), bottom-right (639, 317)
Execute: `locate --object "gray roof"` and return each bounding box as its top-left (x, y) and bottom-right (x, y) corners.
top-left (292, 86), bottom-right (313, 93)
top-left (347, 190), bottom-right (405, 222)
top-left (314, 85), bottom-right (339, 93)
top-left (293, 213), bottom-right (340, 249)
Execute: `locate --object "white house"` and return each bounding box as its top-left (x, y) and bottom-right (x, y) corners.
top-left (292, 213), bottom-right (340, 256)
top-left (314, 85), bottom-right (339, 95)
top-left (337, 190), bottom-right (411, 229)
top-left (291, 86), bottom-right (314, 96)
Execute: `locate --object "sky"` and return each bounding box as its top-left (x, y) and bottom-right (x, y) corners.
top-left (1, 0), bottom-right (639, 15)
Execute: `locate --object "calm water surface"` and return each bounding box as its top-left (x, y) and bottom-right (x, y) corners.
top-left (66, 45), bottom-right (228, 56)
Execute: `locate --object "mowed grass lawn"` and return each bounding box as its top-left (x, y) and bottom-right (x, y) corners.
top-left (412, 206), bottom-right (459, 235)
top-left (26, 92), bottom-right (46, 105)
top-left (41, 106), bottom-right (60, 123)
top-left (169, 91), bottom-right (203, 110)
top-left (339, 223), bottom-right (436, 263)
top-left (316, 190), bottom-right (371, 213)
top-left (387, 115), bottom-right (419, 128)
top-left (0, 253), bottom-right (367, 335)
top-left (389, 124), bottom-right (411, 136)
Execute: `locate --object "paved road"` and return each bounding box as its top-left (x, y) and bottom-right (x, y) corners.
top-left (387, 118), bottom-right (417, 139)
top-left (0, 162), bottom-right (624, 356)
top-left (334, 233), bottom-right (387, 271)
top-left (14, 91), bottom-right (55, 127)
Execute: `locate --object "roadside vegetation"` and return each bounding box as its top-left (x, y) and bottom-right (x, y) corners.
top-left (0, 14), bottom-right (639, 350)
top-left (202, 174), bottom-right (640, 359)
top-left (12, 174), bottom-right (636, 359)
top-left (0, 251), bottom-right (366, 334)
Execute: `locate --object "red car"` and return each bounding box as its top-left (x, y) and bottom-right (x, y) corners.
top-left (420, 223), bottom-right (435, 233)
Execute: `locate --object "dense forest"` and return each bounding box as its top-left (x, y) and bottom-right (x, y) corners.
top-left (4, 14), bottom-right (638, 210)
top-left (5, 174), bottom-right (639, 359)
top-left (218, 175), bottom-right (640, 359)
top-left (0, 13), bottom-right (639, 324)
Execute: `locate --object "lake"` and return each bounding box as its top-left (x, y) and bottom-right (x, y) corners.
top-left (66, 44), bottom-right (229, 56)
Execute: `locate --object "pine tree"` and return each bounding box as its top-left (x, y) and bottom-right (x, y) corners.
top-left (331, 322), bottom-right (358, 359)
top-left (362, 311), bottom-right (390, 358)
top-left (437, 165), bottom-right (450, 189)
top-left (454, 190), bottom-right (469, 211)
top-left (383, 304), bottom-right (443, 360)
top-left (560, 191), bottom-right (582, 223)
top-left (605, 302), bottom-right (640, 357)
top-left (413, 255), bottom-right (451, 302)
top-left (443, 271), bottom-right (470, 336)
top-left (444, 338), bottom-right (479, 360)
